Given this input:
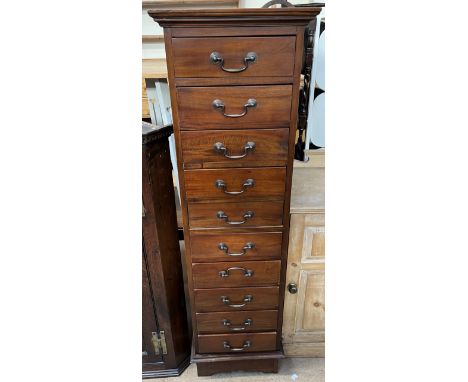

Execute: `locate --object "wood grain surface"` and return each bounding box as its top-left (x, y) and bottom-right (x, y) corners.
top-left (172, 36), bottom-right (295, 78)
top-left (197, 332), bottom-right (277, 353)
top-left (150, 6), bottom-right (318, 374)
top-left (194, 286), bottom-right (279, 312)
top-left (149, 8), bottom-right (321, 28)
top-left (142, 124), bottom-right (191, 375)
top-left (190, 231), bottom-right (283, 262)
top-left (192, 260), bottom-right (281, 288)
top-left (282, 212), bottom-right (325, 357)
top-left (196, 310), bottom-right (279, 333)
top-left (184, 167), bottom-right (286, 202)
top-left (177, 85), bottom-right (292, 129)
top-left (188, 200), bottom-right (284, 228)
top-left (181, 128), bottom-right (289, 169)
top-left (196, 359), bottom-right (278, 376)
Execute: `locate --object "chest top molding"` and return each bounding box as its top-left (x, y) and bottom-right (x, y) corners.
top-left (148, 8), bottom-right (321, 28)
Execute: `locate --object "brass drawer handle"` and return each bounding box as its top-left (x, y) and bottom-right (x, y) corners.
top-left (217, 210), bottom-right (254, 225)
top-left (223, 340), bottom-right (252, 351)
top-left (220, 294), bottom-right (253, 308)
top-left (218, 242), bottom-right (255, 256)
top-left (213, 141), bottom-right (256, 159)
top-left (215, 178), bottom-right (255, 195)
top-left (212, 98), bottom-right (257, 118)
top-left (219, 266), bottom-right (254, 278)
top-left (210, 51), bottom-right (257, 73)
top-left (222, 318), bottom-right (253, 331)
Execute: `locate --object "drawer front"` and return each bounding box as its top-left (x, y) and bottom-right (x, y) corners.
top-left (177, 85), bottom-right (292, 130)
top-left (172, 36), bottom-right (295, 78)
top-left (180, 129), bottom-right (289, 169)
top-left (184, 167), bottom-right (286, 203)
top-left (196, 310), bottom-right (278, 333)
top-left (198, 332), bottom-right (277, 354)
top-left (188, 200), bottom-right (284, 229)
top-left (192, 260), bottom-right (281, 289)
top-left (194, 286), bottom-right (279, 313)
top-left (190, 231), bottom-right (282, 262)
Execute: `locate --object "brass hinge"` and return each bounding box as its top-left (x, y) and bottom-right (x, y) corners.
top-left (151, 331), bottom-right (168, 355)
top-left (159, 331), bottom-right (168, 354)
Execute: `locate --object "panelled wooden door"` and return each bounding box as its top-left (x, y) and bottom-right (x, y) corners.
top-left (142, 243), bottom-right (163, 365)
top-left (282, 212), bottom-right (325, 357)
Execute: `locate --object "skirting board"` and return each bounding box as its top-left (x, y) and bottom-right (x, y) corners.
top-left (283, 343), bottom-right (325, 357)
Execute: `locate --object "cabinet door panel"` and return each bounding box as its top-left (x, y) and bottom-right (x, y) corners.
top-left (282, 213), bottom-right (325, 357)
top-left (142, 251), bottom-right (163, 364)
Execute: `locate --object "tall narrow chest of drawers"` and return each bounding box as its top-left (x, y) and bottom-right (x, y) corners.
top-left (149, 8), bottom-right (321, 376)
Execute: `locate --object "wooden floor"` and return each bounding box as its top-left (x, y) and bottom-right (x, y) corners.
top-left (146, 357), bottom-right (324, 381)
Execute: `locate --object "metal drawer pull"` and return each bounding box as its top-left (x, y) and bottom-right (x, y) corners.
top-left (215, 178), bottom-right (255, 195)
top-left (220, 294), bottom-right (253, 308)
top-left (210, 51), bottom-right (257, 73)
top-left (212, 98), bottom-right (257, 118)
top-left (222, 318), bottom-right (253, 331)
top-left (218, 242), bottom-right (255, 256)
top-left (213, 141), bottom-right (256, 159)
top-left (217, 210), bottom-right (254, 225)
top-left (223, 340), bottom-right (252, 351)
top-left (219, 266), bottom-right (254, 278)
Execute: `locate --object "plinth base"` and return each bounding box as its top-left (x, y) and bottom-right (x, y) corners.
top-left (196, 358), bottom-right (278, 376)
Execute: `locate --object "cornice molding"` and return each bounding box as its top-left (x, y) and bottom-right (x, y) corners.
top-left (142, 121), bottom-right (173, 145)
top-left (148, 8), bottom-right (321, 27)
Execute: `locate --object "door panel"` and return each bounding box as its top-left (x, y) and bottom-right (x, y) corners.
top-left (295, 270), bottom-right (325, 340)
top-left (282, 213), bottom-right (325, 357)
top-left (142, 250), bottom-right (164, 364)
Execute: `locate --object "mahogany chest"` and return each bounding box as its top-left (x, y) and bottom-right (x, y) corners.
top-left (148, 8), bottom-right (320, 376)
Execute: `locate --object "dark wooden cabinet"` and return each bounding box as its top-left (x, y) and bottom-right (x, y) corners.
top-left (142, 122), bottom-right (190, 378)
top-left (148, 8), bottom-right (321, 376)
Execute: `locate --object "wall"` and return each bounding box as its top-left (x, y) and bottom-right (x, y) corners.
top-left (240, 0), bottom-right (322, 7)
